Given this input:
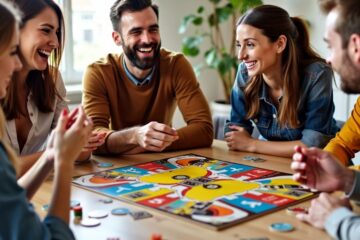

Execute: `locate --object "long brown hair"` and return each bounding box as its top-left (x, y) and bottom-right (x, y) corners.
top-left (0, 0), bottom-right (22, 173)
top-left (237, 5), bottom-right (325, 128)
top-left (2, 0), bottom-right (65, 119)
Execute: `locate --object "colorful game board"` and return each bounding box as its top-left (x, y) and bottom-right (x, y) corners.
top-left (73, 154), bottom-right (315, 230)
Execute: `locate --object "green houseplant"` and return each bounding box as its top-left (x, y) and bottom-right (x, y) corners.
top-left (179, 0), bottom-right (263, 103)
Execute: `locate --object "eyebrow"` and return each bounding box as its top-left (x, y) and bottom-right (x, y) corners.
top-left (40, 23), bottom-right (55, 29)
top-left (236, 38), bottom-right (258, 43)
top-left (129, 24), bottom-right (159, 32)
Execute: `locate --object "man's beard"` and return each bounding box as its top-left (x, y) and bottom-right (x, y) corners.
top-left (339, 52), bottom-right (360, 94)
top-left (122, 41), bottom-right (161, 70)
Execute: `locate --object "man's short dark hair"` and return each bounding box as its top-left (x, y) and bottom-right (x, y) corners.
top-left (319, 0), bottom-right (360, 48)
top-left (110, 0), bottom-right (159, 32)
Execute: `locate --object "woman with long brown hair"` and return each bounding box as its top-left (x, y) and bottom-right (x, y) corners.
top-left (2, 0), bottom-right (105, 175)
top-left (225, 5), bottom-right (339, 157)
top-left (0, 0), bottom-right (92, 238)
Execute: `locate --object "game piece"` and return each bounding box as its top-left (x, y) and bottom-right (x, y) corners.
top-left (73, 206), bottom-right (83, 224)
top-left (111, 207), bottom-right (130, 216)
top-left (130, 210), bottom-right (153, 220)
top-left (73, 154), bottom-right (316, 230)
top-left (151, 233), bottom-right (163, 240)
top-left (42, 204), bottom-right (49, 211)
top-left (70, 200), bottom-right (81, 209)
top-left (80, 218), bottom-right (101, 227)
top-left (286, 207), bottom-right (308, 215)
top-left (88, 210), bottom-right (108, 219)
top-left (243, 156), bottom-right (265, 162)
top-left (97, 162), bottom-right (114, 168)
top-left (42, 200), bottom-right (80, 211)
top-left (269, 222), bottom-right (294, 232)
top-left (99, 198), bottom-right (113, 204)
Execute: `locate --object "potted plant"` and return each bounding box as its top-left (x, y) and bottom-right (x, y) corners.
top-left (179, 0), bottom-right (263, 104)
top-left (179, 0), bottom-right (262, 139)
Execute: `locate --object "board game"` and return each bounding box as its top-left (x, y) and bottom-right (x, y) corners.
top-left (73, 154), bottom-right (315, 230)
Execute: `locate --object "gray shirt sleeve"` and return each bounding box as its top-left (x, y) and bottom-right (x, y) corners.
top-left (325, 207), bottom-right (360, 240)
top-left (324, 171), bottom-right (360, 240)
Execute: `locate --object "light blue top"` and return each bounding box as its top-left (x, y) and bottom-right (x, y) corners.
top-left (122, 58), bottom-right (155, 86)
top-left (226, 61), bottom-right (339, 147)
top-left (325, 171), bottom-right (360, 240)
top-left (0, 142), bottom-right (75, 240)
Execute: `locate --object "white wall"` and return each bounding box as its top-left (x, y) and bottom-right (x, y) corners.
top-left (155, 0), bottom-right (357, 128)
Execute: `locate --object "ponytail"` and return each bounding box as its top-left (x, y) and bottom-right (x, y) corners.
top-left (290, 17), bottom-right (325, 65)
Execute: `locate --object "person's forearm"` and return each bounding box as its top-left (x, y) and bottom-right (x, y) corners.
top-left (106, 127), bottom-right (139, 154)
top-left (48, 161), bottom-right (74, 223)
top-left (18, 152), bottom-right (53, 200)
top-left (252, 140), bottom-right (306, 158)
top-left (17, 152), bottom-right (44, 177)
top-left (325, 207), bottom-right (360, 240)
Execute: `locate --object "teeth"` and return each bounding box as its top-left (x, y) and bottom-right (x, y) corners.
top-left (245, 61), bottom-right (256, 68)
top-left (38, 49), bottom-right (51, 56)
top-left (138, 47), bottom-right (152, 53)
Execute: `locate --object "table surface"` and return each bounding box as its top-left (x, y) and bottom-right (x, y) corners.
top-left (33, 140), bottom-right (335, 240)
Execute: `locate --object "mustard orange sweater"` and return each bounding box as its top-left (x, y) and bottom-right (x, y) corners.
top-left (325, 97), bottom-right (360, 167)
top-left (82, 48), bottom-right (213, 154)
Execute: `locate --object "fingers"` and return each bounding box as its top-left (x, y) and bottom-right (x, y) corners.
top-left (150, 122), bottom-right (178, 136)
top-left (56, 108), bottom-right (69, 133)
top-left (65, 107), bottom-right (79, 129)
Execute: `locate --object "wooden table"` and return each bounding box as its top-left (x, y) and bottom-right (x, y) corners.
top-left (33, 140), bottom-right (333, 240)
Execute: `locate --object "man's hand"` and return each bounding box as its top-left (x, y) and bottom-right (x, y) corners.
top-left (291, 146), bottom-right (355, 192)
top-left (296, 193), bottom-right (351, 229)
top-left (224, 125), bottom-right (255, 152)
top-left (134, 121), bottom-right (179, 152)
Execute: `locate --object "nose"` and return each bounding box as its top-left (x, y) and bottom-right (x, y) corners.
top-left (49, 32), bottom-right (59, 49)
top-left (141, 31), bottom-right (151, 43)
top-left (237, 47), bottom-right (248, 61)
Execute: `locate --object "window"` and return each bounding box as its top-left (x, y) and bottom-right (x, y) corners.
top-left (54, 0), bottom-right (119, 84)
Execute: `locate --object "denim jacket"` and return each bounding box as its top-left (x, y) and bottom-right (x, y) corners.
top-left (226, 61), bottom-right (339, 148)
top-left (0, 142), bottom-right (75, 240)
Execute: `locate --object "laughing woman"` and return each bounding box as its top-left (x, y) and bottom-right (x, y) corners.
top-left (224, 5), bottom-right (339, 157)
top-left (2, 0), bottom-right (105, 175)
top-left (0, 1), bottom-right (92, 239)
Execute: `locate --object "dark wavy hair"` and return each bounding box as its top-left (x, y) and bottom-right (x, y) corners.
top-left (237, 5), bottom-right (326, 128)
top-left (110, 0), bottom-right (159, 32)
top-left (3, 0), bottom-right (65, 119)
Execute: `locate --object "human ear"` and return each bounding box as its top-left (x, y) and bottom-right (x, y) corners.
top-left (348, 34), bottom-right (360, 64)
top-left (276, 35), bottom-right (287, 54)
top-left (112, 31), bottom-right (122, 46)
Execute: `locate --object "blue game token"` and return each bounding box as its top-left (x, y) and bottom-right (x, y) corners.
top-left (269, 222), bottom-right (294, 232)
top-left (97, 162), bottom-right (114, 168)
top-left (111, 207), bottom-right (130, 216)
top-left (42, 204), bottom-right (49, 211)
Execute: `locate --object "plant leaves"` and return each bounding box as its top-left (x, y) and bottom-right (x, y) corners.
top-left (204, 48), bottom-right (219, 67)
top-left (178, 14), bottom-right (196, 34)
top-left (182, 36), bottom-right (203, 56)
top-left (197, 6), bottom-right (204, 14)
top-left (238, 0), bottom-right (263, 13)
top-left (209, 0), bottom-right (221, 4)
